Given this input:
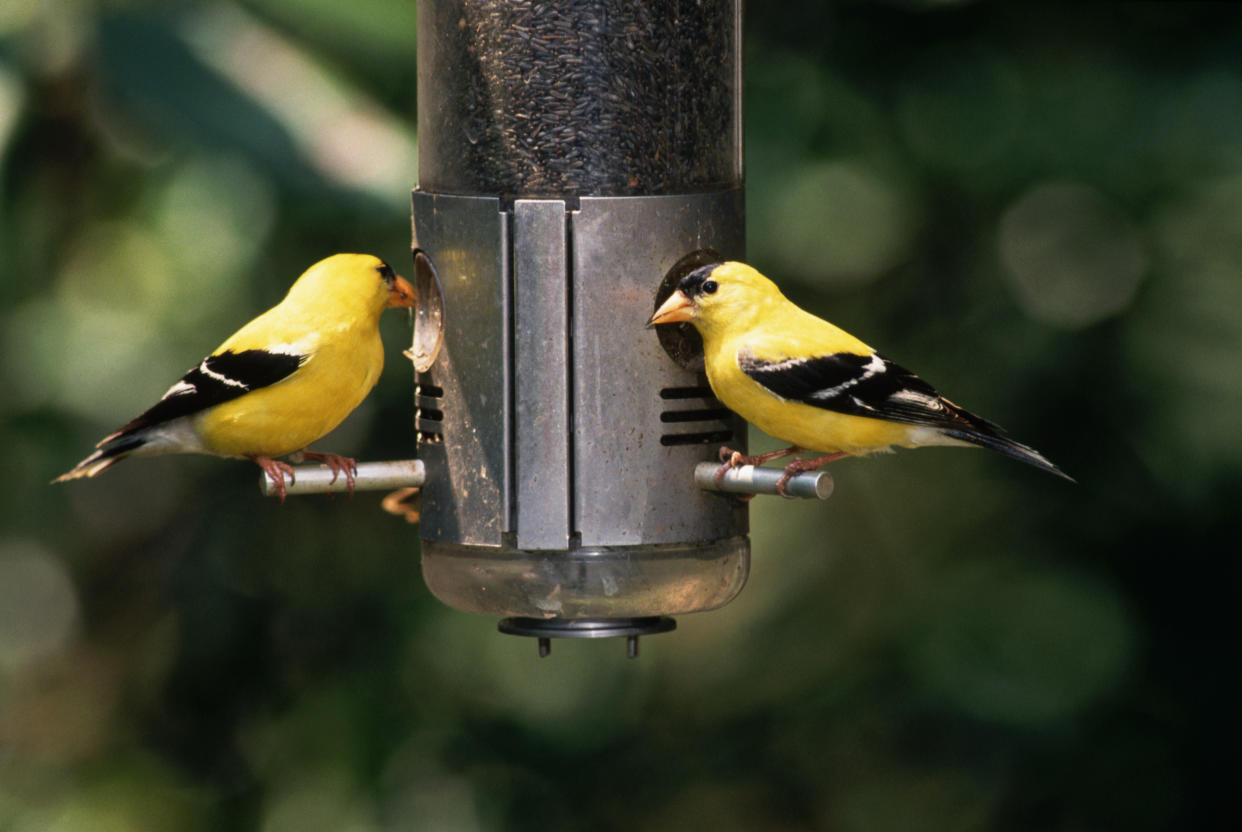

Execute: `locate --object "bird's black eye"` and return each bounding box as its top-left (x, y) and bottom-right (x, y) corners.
top-left (702, 280), bottom-right (718, 295)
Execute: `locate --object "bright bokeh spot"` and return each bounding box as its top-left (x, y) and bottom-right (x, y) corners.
top-left (7, 756), bottom-right (205, 832)
top-left (0, 62), bottom-right (25, 170)
top-left (57, 221), bottom-right (174, 319)
top-left (0, 540), bottom-right (79, 672)
top-left (1124, 175), bottom-right (1242, 478)
top-left (2, 222), bottom-right (181, 421)
top-left (1, 0), bottom-right (88, 75)
top-left (0, 0), bottom-right (39, 34)
top-left (999, 181), bottom-right (1147, 328)
top-left (182, 4), bottom-right (417, 204)
top-left (155, 155), bottom-right (275, 284)
top-left (381, 740), bottom-right (488, 832)
top-left (754, 160), bottom-right (914, 287)
top-left (260, 769), bottom-right (376, 832)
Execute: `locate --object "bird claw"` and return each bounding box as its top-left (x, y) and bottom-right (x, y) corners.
top-left (773, 472), bottom-right (797, 500)
top-left (713, 444), bottom-right (802, 486)
top-left (714, 446), bottom-right (747, 486)
top-left (774, 453), bottom-right (849, 498)
top-left (298, 451), bottom-right (359, 497)
top-left (250, 455), bottom-right (297, 504)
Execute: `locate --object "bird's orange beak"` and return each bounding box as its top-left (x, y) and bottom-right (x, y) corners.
top-left (387, 275), bottom-right (416, 309)
top-left (647, 289), bottom-right (694, 327)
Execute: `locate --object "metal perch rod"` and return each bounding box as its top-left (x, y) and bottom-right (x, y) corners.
top-left (694, 462), bottom-right (834, 501)
top-left (259, 459), bottom-right (425, 497)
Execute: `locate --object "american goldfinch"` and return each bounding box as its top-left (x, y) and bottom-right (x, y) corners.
top-left (54, 253), bottom-right (416, 501)
top-left (648, 261), bottom-right (1071, 493)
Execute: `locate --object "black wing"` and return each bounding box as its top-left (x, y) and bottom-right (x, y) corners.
top-left (739, 349), bottom-right (1073, 480)
top-left (101, 348), bottom-right (306, 444)
top-left (738, 349), bottom-right (1001, 434)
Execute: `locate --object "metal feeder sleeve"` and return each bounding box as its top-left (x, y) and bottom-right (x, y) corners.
top-left (413, 0), bottom-right (747, 652)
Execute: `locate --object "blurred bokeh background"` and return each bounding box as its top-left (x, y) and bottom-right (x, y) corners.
top-left (2, 1), bottom-right (1240, 829)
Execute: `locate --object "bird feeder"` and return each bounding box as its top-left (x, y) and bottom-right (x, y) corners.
top-left (253, 0), bottom-right (829, 651)
top-left (409, 0), bottom-right (750, 654)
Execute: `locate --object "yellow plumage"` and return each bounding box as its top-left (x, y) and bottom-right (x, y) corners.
top-left (689, 270), bottom-right (912, 457)
top-left (649, 261), bottom-right (1070, 486)
top-left (55, 253), bottom-right (415, 499)
top-left (195, 255), bottom-right (394, 457)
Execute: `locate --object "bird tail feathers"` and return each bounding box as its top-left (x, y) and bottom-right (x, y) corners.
top-left (940, 427), bottom-right (1074, 482)
top-left (53, 435), bottom-right (148, 483)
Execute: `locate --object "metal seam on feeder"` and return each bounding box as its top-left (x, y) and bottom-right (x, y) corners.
top-left (694, 462), bottom-right (834, 500)
top-left (259, 459), bottom-right (425, 497)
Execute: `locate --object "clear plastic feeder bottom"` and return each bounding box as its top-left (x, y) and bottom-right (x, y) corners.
top-left (421, 536), bottom-right (750, 619)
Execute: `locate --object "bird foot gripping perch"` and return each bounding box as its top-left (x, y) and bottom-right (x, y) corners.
top-left (709, 445), bottom-right (843, 500)
top-left (248, 455), bottom-right (299, 503)
top-left (253, 451), bottom-right (362, 503)
top-left (290, 451), bottom-right (359, 494)
top-left (257, 459), bottom-right (425, 500)
top-left (695, 461), bottom-right (834, 501)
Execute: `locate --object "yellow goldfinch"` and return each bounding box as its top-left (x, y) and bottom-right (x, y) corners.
top-left (648, 261), bottom-right (1071, 492)
top-left (54, 253), bottom-right (416, 501)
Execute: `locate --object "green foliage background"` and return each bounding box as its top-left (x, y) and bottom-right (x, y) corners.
top-left (2, 1), bottom-right (1239, 829)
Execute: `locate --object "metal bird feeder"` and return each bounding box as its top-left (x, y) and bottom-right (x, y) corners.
top-left (411, 0), bottom-right (750, 655)
top-left (251, 0), bottom-right (830, 651)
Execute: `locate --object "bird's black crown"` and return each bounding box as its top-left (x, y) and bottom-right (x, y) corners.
top-left (678, 263), bottom-right (724, 298)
